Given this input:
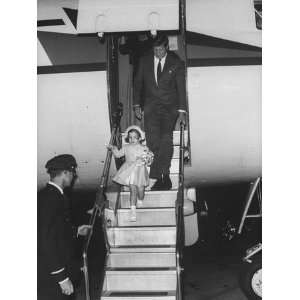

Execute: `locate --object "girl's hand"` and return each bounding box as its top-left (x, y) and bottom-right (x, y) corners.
top-left (136, 156), bottom-right (145, 166)
top-left (136, 156), bottom-right (143, 163)
top-left (106, 144), bottom-right (114, 150)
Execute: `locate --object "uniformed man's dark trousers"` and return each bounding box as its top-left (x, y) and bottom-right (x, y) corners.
top-left (144, 102), bottom-right (178, 179)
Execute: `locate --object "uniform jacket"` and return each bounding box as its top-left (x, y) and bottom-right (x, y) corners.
top-left (133, 51), bottom-right (187, 111)
top-left (37, 184), bottom-right (78, 283)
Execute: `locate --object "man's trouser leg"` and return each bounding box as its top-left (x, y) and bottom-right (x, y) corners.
top-left (144, 104), bottom-right (161, 179)
top-left (158, 108), bottom-right (178, 175)
top-left (144, 104), bottom-right (177, 178)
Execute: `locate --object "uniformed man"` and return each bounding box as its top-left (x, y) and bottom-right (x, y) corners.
top-left (37, 154), bottom-right (91, 300)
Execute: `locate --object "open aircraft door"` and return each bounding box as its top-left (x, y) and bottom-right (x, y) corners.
top-left (77, 0), bottom-right (180, 34)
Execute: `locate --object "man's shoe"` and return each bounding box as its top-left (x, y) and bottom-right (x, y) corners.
top-left (162, 174), bottom-right (172, 190)
top-left (151, 178), bottom-right (163, 191)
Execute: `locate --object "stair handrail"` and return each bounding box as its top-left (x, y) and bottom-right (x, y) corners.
top-left (238, 177), bottom-right (262, 234)
top-left (176, 121), bottom-right (186, 300)
top-left (82, 104), bottom-right (123, 300)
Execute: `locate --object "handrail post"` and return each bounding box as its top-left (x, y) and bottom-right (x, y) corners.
top-left (238, 177), bottom-right (261, 234)
top-left (83, 252), bottom-right (90, 300)
top-left (176, 120), bottom-right (186, 300)
top-left (82, 103), bottom-right (123, 300)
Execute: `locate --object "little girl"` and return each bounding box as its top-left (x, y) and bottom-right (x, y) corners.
top-left (107, 125), bottom-right (153, 221)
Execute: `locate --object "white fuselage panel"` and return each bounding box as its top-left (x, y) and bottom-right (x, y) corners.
top-left (185, 65), bottom-right (261, 185)
top-left (37, 71), bottom-right (116, 190)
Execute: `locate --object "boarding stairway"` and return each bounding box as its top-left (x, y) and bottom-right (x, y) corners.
top-left (83, 109), bottom-right (186, 300)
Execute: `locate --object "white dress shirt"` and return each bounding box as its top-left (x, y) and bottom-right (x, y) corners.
top-left (154, 54), bottom-right (167, 85)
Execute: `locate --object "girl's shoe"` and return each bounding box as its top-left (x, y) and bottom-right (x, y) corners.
top-left (130, 206), bottom-right (137, 222)
top-left (137, 200), bottom-right (143, 207)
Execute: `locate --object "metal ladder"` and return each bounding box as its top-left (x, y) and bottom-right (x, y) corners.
top-left (100, 125), bottom-right (186, 300)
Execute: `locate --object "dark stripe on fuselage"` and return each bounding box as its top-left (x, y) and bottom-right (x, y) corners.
top-left (37, 63), bottom-right (107, 74)
top-left (187, 57), bottom-right (262, 67)
top-left (186, 31), bottom-right (262, 52)
top-left (37, 19), bottom-right (65, 27)
top-left (62, 8), bottom-right (78, 29)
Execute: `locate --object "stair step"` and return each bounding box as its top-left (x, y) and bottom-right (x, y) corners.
top-left (172, 146), bottom-right (180, 159)
top-left (172, 145), bottom-right (189, 160)
top-left (120, 190), bottom-right (177, 208)
top-left (169, 158), bottom-right (179, 174)
top-left (107, 252), bottom-right (176, 268)
top-left (103, 269), bottom-right (177, 291)
top-left (117, 208), bottom-right (176, 226)
top-left (101, 290), bottom-right (176, 299)
top-left (106, 267), bottom-right (174, 271)
top-left (107, 226), bottom-right (176, 247)
top-left (110, 245), bottom-right (176, 253)
top-left (173, 130), bottom-right (188, 146)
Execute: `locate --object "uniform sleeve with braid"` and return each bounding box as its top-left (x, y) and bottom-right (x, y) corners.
top-left (38, 191), bottom-right (69, 282)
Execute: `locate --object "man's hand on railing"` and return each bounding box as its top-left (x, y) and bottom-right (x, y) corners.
top-left (134, 105), bottom-right (143, 120)
top-left (177, 111), bottom-right (186, 127)
top-left (77, 225), bottom-right (92, 237)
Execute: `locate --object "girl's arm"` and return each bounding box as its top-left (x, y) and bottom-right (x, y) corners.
top-left (107, 145), bottom-right (125, 158)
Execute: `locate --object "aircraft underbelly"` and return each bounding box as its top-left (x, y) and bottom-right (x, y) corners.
top-left (37, 70), bottom-right (116, 190)
top-left (185, 65), bottom-right (261, 185)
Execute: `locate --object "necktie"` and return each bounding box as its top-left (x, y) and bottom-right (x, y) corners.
top-left (157, 59), bottom-right (162, 84)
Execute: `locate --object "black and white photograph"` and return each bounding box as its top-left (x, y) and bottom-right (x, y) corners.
top-left (3, 0), bottom-right (300, 299)
top-left (36, 1), bottom-right (262, 299)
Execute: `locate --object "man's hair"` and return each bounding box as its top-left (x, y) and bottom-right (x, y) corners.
top-left (125, 129), bottom-right (144, 143)
top-left (152, 34), bottom-right (169, 48)
top-left (48, 169), bottom-right (64, 180)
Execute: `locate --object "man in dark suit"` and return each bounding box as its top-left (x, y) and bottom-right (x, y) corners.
top-left (37, 154), bottom-right (91, 300)
top-left (133, 34), bottom-right (187, 190)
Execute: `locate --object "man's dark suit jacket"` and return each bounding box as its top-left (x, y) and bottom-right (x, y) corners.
top-left (133, 51), bottom-right (187, 111)
top-left (37, 184), bottom-right (79, 287)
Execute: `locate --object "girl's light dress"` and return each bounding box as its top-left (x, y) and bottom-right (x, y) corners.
top-left (112, 144), bottom-right (152, 187)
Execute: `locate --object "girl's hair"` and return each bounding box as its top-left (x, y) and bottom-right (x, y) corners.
top-left (125, 129), bottom-right (145, 143)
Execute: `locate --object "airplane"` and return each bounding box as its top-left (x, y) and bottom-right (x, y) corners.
top-left (37, 0), bottom-right (261, 189)
top-left (37, 0), bottom-right (262, 298)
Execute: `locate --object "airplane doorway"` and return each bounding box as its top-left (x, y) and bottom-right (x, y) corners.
top-left (116, 31), bottom-right (188, 132)
top-left (117, 32), bottom-right (153, 131)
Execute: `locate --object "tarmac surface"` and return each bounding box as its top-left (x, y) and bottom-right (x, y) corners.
top-left (183, 244), bottom-right (248, 300)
